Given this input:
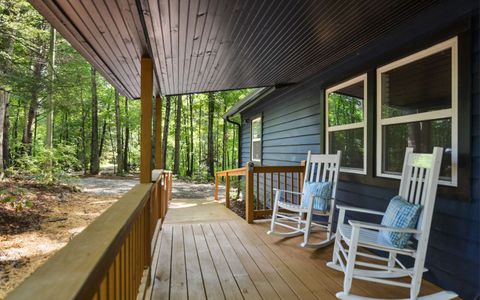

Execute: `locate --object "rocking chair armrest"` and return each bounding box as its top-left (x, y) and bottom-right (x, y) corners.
top-left (348, 220), bottom-right (421, 234)
top-left (336, 205), bottom-right (385, 216)
top-left (273, 188), bottom-right (303, 196)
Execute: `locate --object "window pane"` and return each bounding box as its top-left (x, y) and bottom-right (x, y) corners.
top-left (252, 141), bottom-right (261, 161)
top-left (328, 80), bottom-right (364, 126)
top-left (381, 49), bottom-right (452, 118)
top-left (252, 120), bottom-right (261, 139)
top-left (329, 128), bottom-right (364, 170)
top-left (382, 118), bottom-right (452, 180)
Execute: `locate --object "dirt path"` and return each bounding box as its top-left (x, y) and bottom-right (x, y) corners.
top-left (0, 176), bottom-right (137, 299)
top-left (0, 177), bottom-right (234, 298)
top-left (171, 179), bottom-right (224, 200)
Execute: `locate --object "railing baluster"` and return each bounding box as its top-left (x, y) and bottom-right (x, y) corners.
top-left (290, 172), bottom-right (294, 204)
top-left (270, 173), bottom-right (273, 209)
top-left (115, 254), bottom-right (120, 300)
top-left (284, 173), bottom-right (287, 202)
top-left (225, 175), bottom-right (230, 208)
top-left (125, 235), bottom-right (130, 300)
top-left (263, 173), bottom-right (267, 210)
top-left (107, 260), bottom-right (114, 299)
top-left (255, 173), bottom-right (260, 210)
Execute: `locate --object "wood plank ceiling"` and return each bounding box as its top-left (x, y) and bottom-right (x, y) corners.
top-left (30, 0), bottom-right (441, 98)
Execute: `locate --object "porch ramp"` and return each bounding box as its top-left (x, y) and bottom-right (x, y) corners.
top-left (147, 197), bottom-right (448, 299)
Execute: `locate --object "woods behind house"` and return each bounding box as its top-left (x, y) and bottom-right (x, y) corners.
top-left (0, 0), bottom-right (248, 183)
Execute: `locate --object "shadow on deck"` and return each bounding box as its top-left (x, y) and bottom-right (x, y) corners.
top-left (146, 197), bottom-right (446, 300)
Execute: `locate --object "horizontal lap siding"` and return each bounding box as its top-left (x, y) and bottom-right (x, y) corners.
top-left (239, 15), bottom-right (479, 300)
top-left (241, 85), bottom-right (321, 166)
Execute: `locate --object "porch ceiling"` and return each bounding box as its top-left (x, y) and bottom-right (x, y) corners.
top-left (30, 0), bottom-right (441, 98)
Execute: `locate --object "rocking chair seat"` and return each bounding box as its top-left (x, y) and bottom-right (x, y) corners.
top-left (278, 200), bottom-right (308, 212)
top-left (278, 200), bottom-right (331, 215)
top-left (338, 224), bottom-right (416, 255)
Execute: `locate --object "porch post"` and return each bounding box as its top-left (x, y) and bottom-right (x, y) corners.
top-left (155, 95), bottom-right (163, 169)
top-left (140, 56), bottom-right (153, 183)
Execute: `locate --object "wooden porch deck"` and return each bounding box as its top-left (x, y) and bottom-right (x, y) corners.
top-left (147, 198), bottom-right (445, 299)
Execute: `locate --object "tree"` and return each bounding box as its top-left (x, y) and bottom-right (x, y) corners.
top-left (114, 89), bottom-right (123, 175)
top-left (3, 90), bottom-right (9, 169)
top-left (123, 96), bottom-right (129, 172)
top-left (0, 90), bottom-right (7, 177)
top-left (22, 58), bottom-right (43, 154)
top-left (173, 95), bottom-right (181, 174)
top-left (89, 66), bottom-right (99, 175)
top-left (45, 26), bottom-right (56, 154)
top-left (207, 92), bottom-right (215, 178)
top-left (162, 96), bottom-right (171, 169)
top-left (187, 95), bottom-right (194, 176)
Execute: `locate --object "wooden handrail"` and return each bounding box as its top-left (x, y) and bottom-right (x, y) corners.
top-left (252, 165), bottom-right (305, 173)
top-left (214, 166), bottom-right (247, 203)
top-left (215, 162), bottom-right (306, 223)
top-left (7, 170), bottom-right (173, 300)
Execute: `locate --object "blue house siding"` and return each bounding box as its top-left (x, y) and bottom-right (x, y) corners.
top-left (241, 84), bottom-right (321, 166)
top-left (239, 18), bottom-right (480, 299)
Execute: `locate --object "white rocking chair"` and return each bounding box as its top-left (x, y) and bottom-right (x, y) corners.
top-left (327, 147), bottom-right (457, 299)
top-left (268, 150), bottom-right (341, 248)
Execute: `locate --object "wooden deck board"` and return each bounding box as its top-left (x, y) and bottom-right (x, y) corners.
top-left (150, 198), bottom-right (448, 299)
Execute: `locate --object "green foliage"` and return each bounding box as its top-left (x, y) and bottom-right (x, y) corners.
top-left (8, 143), bottom-right (80, 184)
top-left (0, 187), bottom-right (31, 212)
top-left (0, 0), bottom-right (248, 183)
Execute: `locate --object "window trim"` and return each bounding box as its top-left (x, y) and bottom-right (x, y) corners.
top-left (376, 37), bottom-right (458, 187)
top-left (325, 74), bottom-right (368, 175)
top-left (250, 116), bottom-right (262, 163)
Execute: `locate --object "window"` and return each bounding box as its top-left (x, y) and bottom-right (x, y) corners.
top-left (377, 37), bottom-right (458, 186)
top-left (325, 74), bottom-right (367, 174)
top-left (251, 116), bottom-right (262, 163)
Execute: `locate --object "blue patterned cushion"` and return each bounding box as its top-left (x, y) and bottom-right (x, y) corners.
top-left (300, 181), bottom-right (332, 212)
top-left (380, 196), bottom-right (422, 248)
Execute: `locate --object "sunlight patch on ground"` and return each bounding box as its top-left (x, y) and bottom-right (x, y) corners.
top-left (169, 202), bottom-right (198, 209)
top-left (0, 234), bottom-right (66, 261)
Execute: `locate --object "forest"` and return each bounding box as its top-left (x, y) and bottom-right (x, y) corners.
top-left (0, 0), bottom-right (248, 184)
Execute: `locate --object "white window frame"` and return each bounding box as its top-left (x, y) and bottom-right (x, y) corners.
top-left (251, 116), bottom-right (262, 163)
top-left (376, 37), bottom-right (458, 187)
top-left (325, 74), bottom-right (368, 175)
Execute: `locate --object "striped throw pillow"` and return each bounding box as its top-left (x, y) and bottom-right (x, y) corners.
top-left (300, 181), bottom-right (332, 213)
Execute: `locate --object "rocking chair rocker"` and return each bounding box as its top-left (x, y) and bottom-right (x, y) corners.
top-left (268, 150), bottom-right (341, 248)
top-left (327, 147), bottom-right (457, 299)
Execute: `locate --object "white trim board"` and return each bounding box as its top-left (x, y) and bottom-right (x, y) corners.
top-left (325, 74), bottom-right (368, 175)
top-left (376, 37), bottom-right (458, 187)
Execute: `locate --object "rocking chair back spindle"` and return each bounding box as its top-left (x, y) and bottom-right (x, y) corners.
top-left (327, 147), bottom-right (458, 299)
top-left (268, 150), bottom-right (342, 248)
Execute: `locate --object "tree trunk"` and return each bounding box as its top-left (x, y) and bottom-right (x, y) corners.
top-left (207, 92), bottom-right (215, 178)
top-left (90, 67), bottom-right (100, 175)
top-left (3, 91), bottom-right (9, 169)
top-left (22, 60), bottom-right (42, 154)
top-left (222, 97), bottom-right (227, 171)
top-left (0, 90), bottom-right (6, 177)
top-left (187, 95), bottom-right (194, 176)
top-left (33, 112), bottom-right (38, 156)
top-left (198, 103), bottom-right (202, 170)
top-left (182, 107), bottom-right (188, 175)
top-left (173, 95), bottom-right (182, 174)
top-left (13, 103), bottom-right (18, 149)
top-left (114, 89), bottom-right (124, 175)
top-left (162, 96), bottom-right (171, 169)
top-left (98, 104), bottom-right (109, 159)
top-left (80, 95), bottom-right (88, 174)
top-left (45, 26), bottom-right (56, 153)
top-left (123, 97), bottom-right (129, 172)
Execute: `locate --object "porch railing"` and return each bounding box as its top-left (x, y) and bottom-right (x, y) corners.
top-left (215, 162), bottom-right (305, 223)
top-left (7, 170), bottom-right (173, 300)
